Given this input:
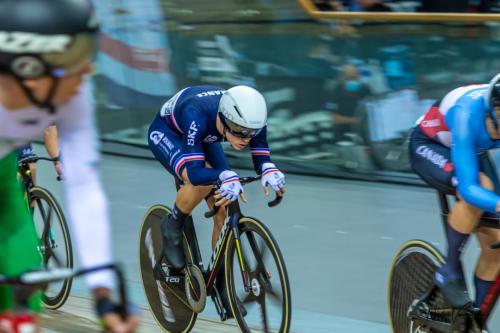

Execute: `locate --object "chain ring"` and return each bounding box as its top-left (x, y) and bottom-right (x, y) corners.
top-left (184, 264), bottom-right (206, 313)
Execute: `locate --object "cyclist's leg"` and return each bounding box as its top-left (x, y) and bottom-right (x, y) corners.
top-left (474, 227), bottom-right (500, 307)
top-left (473, 153), bottom-right (500, 307)
top-left (0, 153), bottom-right (42, 313)
top-left (204, 143), bottom-right (230, 248)
top-left (409, 127), bottom-right (481, 306)
top-left (148, 119), bottom-right (211, 268)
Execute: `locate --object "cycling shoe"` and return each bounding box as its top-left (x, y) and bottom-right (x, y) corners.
top-left (160, 214), bottom-right (185, 269)
top-left (435, 267), bottom-right (472, 308)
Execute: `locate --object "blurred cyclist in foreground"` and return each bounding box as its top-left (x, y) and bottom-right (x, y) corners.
top-left (0, 0), bottom-right (138, 332)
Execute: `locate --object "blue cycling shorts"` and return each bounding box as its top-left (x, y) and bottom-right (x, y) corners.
top-left (148, 113), bottom-right (229, 181)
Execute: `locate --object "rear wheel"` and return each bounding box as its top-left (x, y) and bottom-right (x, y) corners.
top-left (139, 205), bottom-right (197, 333)
top-left (30, 186), bottom-right (73, 310)
top-left (225, 217), bottom-right (291, 333)
top-left (387, 240), bottom-right (446, 333)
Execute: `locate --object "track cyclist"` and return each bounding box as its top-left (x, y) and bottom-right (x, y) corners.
top-left (409, 73), bottom-right (500, 310)
top-left (0, 0), bottom-right (138, 332)
top-left (147, 85), bottom-right (286, 316)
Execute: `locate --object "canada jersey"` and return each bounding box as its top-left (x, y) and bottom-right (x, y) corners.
top-left (417, 84), bottom-right (500, 213)
top-left (158, 85), bottom-right (272, 185)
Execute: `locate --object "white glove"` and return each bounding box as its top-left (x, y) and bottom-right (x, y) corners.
top-left (217, 170), bottom-right (243, 202)
top-left (261, 163), bottom-right (285, 192)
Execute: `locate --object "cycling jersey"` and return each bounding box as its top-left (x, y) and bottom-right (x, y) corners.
top-left (415, 84), bottom-right (500, 213)
top-left (0, 84), bottom-right (113, 290)
top-left (0, 153), bottom-right (42, 312)
top-left (149, 85), bottom-right (272, 185)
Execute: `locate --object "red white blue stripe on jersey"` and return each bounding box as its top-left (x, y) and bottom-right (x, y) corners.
top-left (174, 153), bottom-right (205, 177)
top-left (251, 148), bottom-right (270, 156)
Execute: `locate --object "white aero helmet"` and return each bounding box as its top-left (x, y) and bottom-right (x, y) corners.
top-left (218, 85), bottom-right (267, 138)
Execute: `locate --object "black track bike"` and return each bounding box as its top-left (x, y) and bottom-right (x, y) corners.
top-left (388, 191), bottom-right (500, 332)
top-left (18, 155), bottom-right (73, 310)
top-left (139, 176), bottom-right (292, 333)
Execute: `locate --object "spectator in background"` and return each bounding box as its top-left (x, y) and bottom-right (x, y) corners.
top-left (419, 0), bottom-right (469, 12)
top-left (326, 64), bottom-right (372, 140)
top-left (355, 0), bottom-right (393, 12)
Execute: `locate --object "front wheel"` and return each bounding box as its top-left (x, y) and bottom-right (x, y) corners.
top-left (30, 186), bottom-right (73, 310)
top-left (225, 217), bottom-right (292, 333)
top-left (387, 240), bottom-right (445, 333)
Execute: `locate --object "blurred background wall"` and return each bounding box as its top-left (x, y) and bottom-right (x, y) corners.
top-left (90, 0), bottom-right (500, 184)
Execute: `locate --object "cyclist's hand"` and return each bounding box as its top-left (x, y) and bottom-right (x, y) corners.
top-left (53, 160), bottom-right (64, 180)
top-left (96, 297), bottom-right (140, 333)
top-left (215, 170), bottom-right (246, 207)
top-left (261, 163), bottom-right (285, 197)
top-left (102, 312), bottom-right (139, 333)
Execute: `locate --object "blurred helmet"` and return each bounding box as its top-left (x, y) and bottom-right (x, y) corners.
top-left (218, 85), bottom-right (267, 138)
top-left (485, 72), bottom-right (500, 126)
top-left (0, 0), bottom-right (99, 111)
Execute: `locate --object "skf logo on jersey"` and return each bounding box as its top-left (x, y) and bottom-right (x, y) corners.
top-left (149, 131), bottom-right (165, 145)
top-left (187, 122), bottom-right (198, 146)
top-left (196, 90), bottom-right (224, 98)
top-left (416, 145), bottom-right (454, 172)
top-left (421, 119), bottom-right (440, 128)
top-left (11, 56), bottom-right (45, 78)
top-left (0, 32), bottom-right (71, 53)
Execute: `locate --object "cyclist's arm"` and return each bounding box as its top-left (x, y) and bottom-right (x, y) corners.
top-left (43, 125), bottom-right (60, 160)
top-left (249, 126), bottom-right (273, 174)
top-left (55, 84), bottom-right (113, 289)
top-left (181, 109), bottom-right (224, 185)
top-left (451, 106), bottom-right (500, 213)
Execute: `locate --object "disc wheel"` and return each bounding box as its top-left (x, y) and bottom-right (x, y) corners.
top-left (139, 205), bottom-right (197, 333)
top-left (388, 240), bottom-right (446, 333)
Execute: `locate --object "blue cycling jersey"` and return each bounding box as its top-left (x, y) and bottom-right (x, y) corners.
top-left (418, 84), bottom-right (500, 213)
top-left (157, 85), bottom-right (272, 185)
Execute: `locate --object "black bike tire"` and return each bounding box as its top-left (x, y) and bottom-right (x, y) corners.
top-left (225, 216), bottom-right (292, 333)
top-left (138, 204), bottom-right (197, 333)
top-left (387, 240), bottom-right (445, 333)
top-left (30, 186), bottom-right (73, 310)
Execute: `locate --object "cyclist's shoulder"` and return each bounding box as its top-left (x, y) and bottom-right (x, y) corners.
top-left (177, 85), bottom-right (224, 117)
top-left (441, 84), bottom-right (487, 120)
top-left (444, 84), bottom-right (487, 107)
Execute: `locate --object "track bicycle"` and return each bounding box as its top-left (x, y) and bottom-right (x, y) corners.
top-left (139, 176), bottom-right (292, 333)
top-left (0, 264), bottom-right (129, 331)
top-left (388, 191), bottom-right (500, 332)
top-left (18, 155), bottom-right (73, 310)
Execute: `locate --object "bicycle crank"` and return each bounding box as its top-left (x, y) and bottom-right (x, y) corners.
top-left (184, 264), bottom-right (206, 313)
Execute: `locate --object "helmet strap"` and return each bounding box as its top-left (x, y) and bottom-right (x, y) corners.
top-left (15, 76), bottom-right (60, 114)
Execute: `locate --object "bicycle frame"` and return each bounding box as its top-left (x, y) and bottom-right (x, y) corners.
top-left (174, 176), bottom-right (281, 318)
top-left (437, 192), bottom-right (500, 328)
top-left (178, 188), bottom-right (246, 293)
